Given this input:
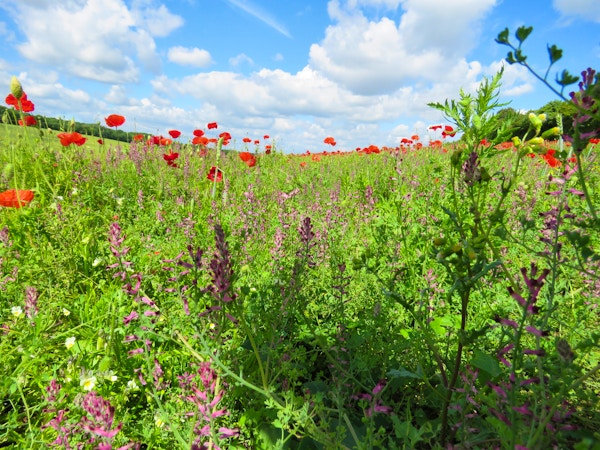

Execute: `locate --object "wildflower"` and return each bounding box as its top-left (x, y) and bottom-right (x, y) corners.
top-left (24, 286), bottom-right (38, 319)
top-left (207, 166), bottom-right (223, 182)
top-left (163, 151), bottom-right (180, 167)
top-left (62, 308), bottom-right (71, 316)
top-left (79, 391), bottom-right (123, 439)
top-left (168, 129), bottom-right (181, 139)
top-left (56, 131), bottom-right (86, 147)
top-left (442, 125), bottom-right (457, 138)
top-left (126, 380), bottom-right (138, 390)
top-left (192, 135), bottom-right (209, 146)
top-left (104, 114), bottom-right (125, 128)
top-left (238, 151), bottom-right (256, 167)
top-left (193, 129), bottom-right (205, 137)
top-left (18, 115), bottom-right (36, 127)
top-left (80, 374), bottom-right (97, 391)
top-left (11, 306), bottom-right (24, 318)
top-left (0, 189), bottom-right (34, 208)
top-left (65, 336), bottom-right (76, 349)
top-left (207, 122), bottom-right (218, 130)
top-left (324, 136), bottom-right (336, 146)
top-left (242, 137), bottom-right (252, 143)
top-left (5, 92), bottom-right (35, 112)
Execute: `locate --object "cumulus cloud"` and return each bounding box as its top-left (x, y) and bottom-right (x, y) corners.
top-left (168, 46), bottom-right (213, 67)
top-left (310, 0), bottom-right (498, 95)
top-left (553, 0), bottom-right (600, 22)
top-left (2, 0), bottom-right (182, 83)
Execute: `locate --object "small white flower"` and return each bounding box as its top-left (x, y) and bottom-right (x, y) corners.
top-left (92, 257), bottom-right (102, 267)
top-left (65, 336), bottom-right (76, 350)
top-left (154, 414), bottom-right (165, 428)
top-left (62, 308), bottom-right (71, 316)
top-left (11, 306), bottom-right (24, 318)
top-left (104, 371), bottom-right (118, 382)
top-left (127, 380), bottom-right (138, 390)
top-left (80, 374), bottom-right (97, 391)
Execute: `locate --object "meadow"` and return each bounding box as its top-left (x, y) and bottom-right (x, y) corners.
top-left (1, 34), bottom-right (600, 449)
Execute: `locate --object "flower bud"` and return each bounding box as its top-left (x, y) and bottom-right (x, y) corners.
top-left (511, 136), bottom-right (521, 147)
top-left (528, 112), bottom-right (542, 132)
top-left (541, 127), bottom-right (561, 139)
top-left (10, 76), bottom-right (23, 100)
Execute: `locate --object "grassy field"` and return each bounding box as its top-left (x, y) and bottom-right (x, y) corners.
top-left (1, 74), bottom-right (599, 450)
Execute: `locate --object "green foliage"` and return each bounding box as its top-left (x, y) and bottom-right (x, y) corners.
top-left (1, 33), bottom-right (599, 448)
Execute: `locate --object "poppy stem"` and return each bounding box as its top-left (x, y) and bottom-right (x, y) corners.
top-left (211, 137), bottom-right (224, 199)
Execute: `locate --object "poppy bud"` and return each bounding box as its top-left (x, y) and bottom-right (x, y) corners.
top-left (511, 136), bottom-right (522, 147)
top-left (10, 76), bottom-right (23, 100)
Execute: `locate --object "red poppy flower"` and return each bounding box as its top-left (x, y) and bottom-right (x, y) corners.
top-left (239, 152), bottom-right (253, 162)
top-left (133, 134), bottom-right (145, 141)
top-left (254, 140), bottom-right (260, 145)
top-left (242, 137), bottom-right (252, 143)
top-left (411, 134), bottom-right (420, 141)
top-left (442, 125), bottom-right (457, 138)
top-left (207, 122), bottom-right (218, 130)
top-left (163, 152), bottom-right (179, 167)
top-left (400, 138), bottom-right (413, 145)
top-left (193, 129), bottom-right (205, 137)
top-left (429, 125), bottom-right (442, 131)
top-left (0, 189), bottom-right (34, 208)
top-left (6, 92), bottom-right (35, 112)
top-left (324, 136), bottom-right (336, 146)
top-left (239, 152), bottom-right (256, 167)
top-left (219, 131), bottom-right (231, 141)
top-left (18, 115), bottom-right (36, 127)
top-left (105, 114), bottom-right (126, 128)
top-left (168, 129), bottom-right (181, 139)
top-left (97, 139), bottom-right (104, 144)
top-left (160, 137), bottom-right (172, 146)
top-left (57, 132), bottom-right (86, 147)
top-left (207, 166), bottom-right (223, 182)
top-left (192, 136), bottom-right (209, 146)
top-left (589, 138), bottom-right (600, 145)
top-left (263, 135), bottom-right (270, 140)
top-left (541, 152), bottom-right (561, 168)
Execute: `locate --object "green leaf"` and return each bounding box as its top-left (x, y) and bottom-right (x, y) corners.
top-left (556, 69), bottom-right (580, 87)
top-left (506, 51), bottom-right (516, 64)
top-left (515, 25), bottom-right (533, 43)
top-left (495, 28), bottom-right (509, 44)
top-left (547, 44), bottom-right (563, 64)
top-left (471, 350), bottom-right (501, 377)
top-left (388, 367), bottom-right (422, 379)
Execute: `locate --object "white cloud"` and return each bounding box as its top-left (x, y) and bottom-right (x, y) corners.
top-left (553, 0), bottom-right (600, 22)
top-left (229, 53), bottom-right (254, 67)
top-left (311, 0), bottom-right (498, 95)
top-left (130, 2), bottom-right (184, 37)
top-left (167, 46), bottom-right (213, 67)
top-left (2, 0), bottom-right (182, 83)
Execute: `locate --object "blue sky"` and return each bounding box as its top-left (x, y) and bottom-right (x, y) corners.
top-left (0, 0), bottom-right (599, 152)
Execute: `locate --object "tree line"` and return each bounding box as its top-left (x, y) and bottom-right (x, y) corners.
top-left (0, 105), bottom-right (143, 143)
